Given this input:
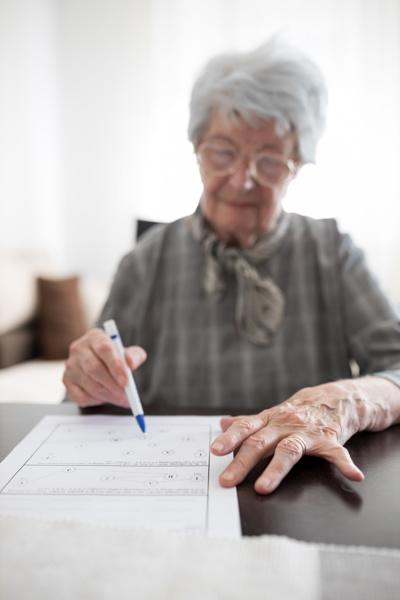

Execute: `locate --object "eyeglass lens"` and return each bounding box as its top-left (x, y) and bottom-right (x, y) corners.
top-left (198, 143), bottom-right (291, 185)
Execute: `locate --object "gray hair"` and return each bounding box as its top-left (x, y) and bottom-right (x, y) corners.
top-left (188, 38), bottom-right (328, 163)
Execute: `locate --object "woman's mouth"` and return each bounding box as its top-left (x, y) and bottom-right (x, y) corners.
top-left (222, 199), bottom-right (255, 209)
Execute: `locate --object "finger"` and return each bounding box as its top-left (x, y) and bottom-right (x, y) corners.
top-left (218, 433), bottom-right (275, 487)
top-left (317, 444), bottom-right (364, 482)
top-left (65, 330), bottom-right (129, 407)
top-left (65, 363), bottom-right (130, 407)
top-left (254, 439), bottom-right (365, 495)
top-left (219, 416), bottom-right (243, 432)
top-left (65, 339), bottom-right (130, 406)
top-left (80, 372), bottom-right (130, 407)
top-left (125, 346), bottom-right (147, 371)
top-left (91, 334), bottom-right (131, 387)
top-left (211, 412), bottom-right (269, 455)
top-left (78, 348), bottom-right (127, 397)
top-left (254, 435), bottom-right (307, 494)
top-left (68, 330), bottom-right (127, 392)
top-left (67, 382), bottom-right (105, 408)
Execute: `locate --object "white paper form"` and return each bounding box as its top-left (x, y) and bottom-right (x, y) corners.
top-left (0, 415), bottom-right (241, 536)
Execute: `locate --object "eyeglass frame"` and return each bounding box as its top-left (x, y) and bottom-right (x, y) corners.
top-left (195, 140), bottom-right (298, 187)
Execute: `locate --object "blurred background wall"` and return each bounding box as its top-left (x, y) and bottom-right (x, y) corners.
top-left (0, 0), bottom-right (399, 300)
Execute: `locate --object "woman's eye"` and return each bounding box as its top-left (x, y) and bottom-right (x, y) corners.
top-left (258, 156), bottom-right (286, 173)
top-left (209, 149), bottom-right (235, 167)
top-left (258, 156), bottom-right (280, 169)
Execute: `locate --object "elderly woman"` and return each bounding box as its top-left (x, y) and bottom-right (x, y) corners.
top-left (63, 39), bottom-right (400, 495)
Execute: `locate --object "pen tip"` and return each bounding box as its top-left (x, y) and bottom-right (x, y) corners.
top-left (136, 414), bottom-right (146, 435)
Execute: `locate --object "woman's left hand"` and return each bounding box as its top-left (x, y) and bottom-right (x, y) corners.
top-left (211, 379), bottom-right (378, 494)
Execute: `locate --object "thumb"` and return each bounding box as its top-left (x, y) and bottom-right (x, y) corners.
top-left (125, 346), bottom-right (147, 371)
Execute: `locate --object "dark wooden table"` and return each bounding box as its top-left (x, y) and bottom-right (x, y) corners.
top-left (1, 402), bottom-right (400, 548)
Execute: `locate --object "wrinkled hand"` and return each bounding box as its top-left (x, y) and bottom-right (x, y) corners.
top-left (63, 328), bottom-right (147, 407)
top-left (211, 381), bottom-right (367, 494)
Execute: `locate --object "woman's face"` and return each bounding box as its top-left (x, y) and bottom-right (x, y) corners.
top-left (195, 112), bottom-right (300, 248)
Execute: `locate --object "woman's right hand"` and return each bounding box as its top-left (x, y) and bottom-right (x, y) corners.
top-left (62, 328), bottom-right (147, 407)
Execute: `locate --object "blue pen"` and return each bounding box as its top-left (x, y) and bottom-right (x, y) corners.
top-left (103, 319), bottom-right (146, 434)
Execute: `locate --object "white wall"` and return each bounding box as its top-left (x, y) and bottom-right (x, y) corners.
top-left (1, 0), bottom-right (399, 300)
top-left (0, 0), bottom-right (65, 267)
top-left (57, 0), bottom-right (153, 283)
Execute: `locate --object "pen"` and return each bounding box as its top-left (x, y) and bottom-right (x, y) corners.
top-left (103, 319), bottom-right (146, 434)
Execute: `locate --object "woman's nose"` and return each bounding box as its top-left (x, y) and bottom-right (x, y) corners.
top-left (229, 162), bottom-right (256, 191)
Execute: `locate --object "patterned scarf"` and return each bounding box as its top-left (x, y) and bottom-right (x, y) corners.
top-left (188, 203), bottom-right (290, 346)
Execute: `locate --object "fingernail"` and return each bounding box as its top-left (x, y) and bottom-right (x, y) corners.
top-left (220, 471), bottom-right (235, 482)
top-left (118, 376), bottom-right (127, 387)
top-left (211, 442), bottom-right (224, 452)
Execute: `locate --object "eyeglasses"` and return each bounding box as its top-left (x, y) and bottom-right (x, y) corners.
top-left (196, 140), bottom-right (297, 187)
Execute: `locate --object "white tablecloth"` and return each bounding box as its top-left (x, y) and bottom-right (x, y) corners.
top-left (1, 514), bottom-right (400, 600)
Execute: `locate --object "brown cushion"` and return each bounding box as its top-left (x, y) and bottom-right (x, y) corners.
top-left (37, 276), bottom-right (86, 360)
top-left (0, 323), bottom-right (38, 368)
